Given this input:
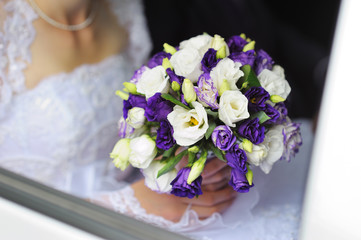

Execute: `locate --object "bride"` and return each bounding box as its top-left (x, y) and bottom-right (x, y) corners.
top-left (0, 0), bottom-right (313, 239)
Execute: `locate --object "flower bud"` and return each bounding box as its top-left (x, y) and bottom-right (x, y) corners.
top-left (270, 95), bottom-right (286, 103)
top-left (243, 41), bottom-right (255, 52)
top-left (188, 146), bottom-right (200, 153)
top-left (211, 34), bottom-right (226, 51)
top-left (245, 165), bottom-right (253, 185)
top-left (115, 90), bottom-right (129, 100)
top-left (110, 138), bottom-right (131, 171)
top-left (163, 43), bottom-right (177, 55)
top-left (241, 138), bottom-right (253, 153)
top-left (126, 107), bottom-right (146, 129)
top-left (216, 46), bottom-right (227, 59)
top-left (123, 82), bottom-right (137, 95)
top-left (219, 79), bottom-right (231, 96)
top-left (162, 58), bottom-right (173, 70)
top-left (187, 151), bottom-right (207, 184)
top-left (171, 81), bottom-right (181, 92)
top-left (182, 78), bottom-right (197, 103)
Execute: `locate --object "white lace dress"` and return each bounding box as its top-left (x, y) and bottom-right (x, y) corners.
top-left (0, 0), bottom-right (313, 239)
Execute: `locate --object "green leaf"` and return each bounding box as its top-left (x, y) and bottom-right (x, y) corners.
top-left (239, 65), bottom-right (261, 90)
top-left (157, 149), bottom-right (188, 178)
top-left (187, 151), bottom-right (196, 165)
top-left (161, 145), bottom-right (177, 160)
top-left (205, 108), bottom-right (218, 118)
top-left (205, 121), bottom-right (217, 140)
top-left (208, 142), bottom-right (226, 162)
top-left (161, 93), bottom-right (191, 110)
top-left (251, 111), bottom-right (271, 124)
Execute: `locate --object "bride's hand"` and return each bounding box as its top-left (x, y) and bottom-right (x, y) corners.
top-left (131, 157), bottom-right (235, 222)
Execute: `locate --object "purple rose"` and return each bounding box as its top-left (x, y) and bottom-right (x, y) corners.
top-left (225, 144), bottom-right (248, 173)
top-left (212, 125), bottom-right (236, 151)
top-left (156, 120), bottom-right (176, 150)
top-left (229, 169), bottom-right (253, 193)
top-left (145, 93), bottom-right (174, 122)
top-left (264, 104), bottom-right (280, 124)
top-left (227, 35), bottom-right (248, 53)
top-left (194, 73), bottom-right (219, 109)
top-left (166, 68), bottom-right (184, 86)
top-left (123, 94), bottom-right (147, 119)
top-left (170, 167), bottom-right (203, 198)
top-left (201, 48), bottom-right (220, 73)
top-left (229, 50), bottom-right (256, 67)
top-left (130, 65), bottom-right (147, 84)
top-left (147, 51), bottom-right (172, 68)
top-left (254, 49), bottom-right (274, 75)
top-left (237, 118), bottom-right (265, 144)
top-left (274, 102), bottom-right (288, 124)
top-left (244, 87), bottom-right (270, 112)
top-left (281, 122), bottom-right (302, 162)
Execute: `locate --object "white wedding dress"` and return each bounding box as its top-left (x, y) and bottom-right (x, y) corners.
top-left (0, 0), bottom-right (314, 239)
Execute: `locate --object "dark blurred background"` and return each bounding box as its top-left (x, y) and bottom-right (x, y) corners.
top-left (144, 0), bottom-right (341, 119)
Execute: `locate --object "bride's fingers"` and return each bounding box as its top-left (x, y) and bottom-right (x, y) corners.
top-left (188, 197), bottom-right (236, 219)
top-left (202, 167), bottom-right (231, 185)
top-left (181, 185), bottom-right (237, 207)
top-left (202, 178), bottom-right (230, 191)
top-left (202, 158), bottom-right (228, 177)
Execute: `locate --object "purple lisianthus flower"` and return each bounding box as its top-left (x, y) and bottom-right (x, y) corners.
top-left (237, 118), bottom-right (265, 144)
top-left (281, 122), bottom-right (302, 162)
top-left (229, 169), bottom-right (253, 193)
top-left (123, 94), bottom-right (147, 119)
top-left (263, 104), bottom-right (280, 124)
top-left (170, 167), bottom-right (203, 198)
top-left (130, 65), bottom-right (148, 84)
top-left (147, 51), bottom-right (172, 69)
top-left (194, 73), bottom-right (219, 109)
top-left (225, 144), bottom-right (248, 173)
top-left (145, 93), bottom-right (174, 122)
top-left (227, 35), bottom-right (248, 53)
top-left (274, 102), bottom-right (288, 124)
top-left (166, 68), bottom-right (184, 86)
top-left (201, 48), bottom-right (220, 73)
top-left (254, 49), bottom-right (274, 75)
top-left (229, 50), bottom-right (256, 67)
top-left (211, 125), bottom-right (236, 151)
top-left (156, 120), bottom-right (176, 150)
top-left (244, 87), bottom-right (270, 112)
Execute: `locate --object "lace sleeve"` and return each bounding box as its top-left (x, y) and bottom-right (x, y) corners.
top-left (0, 0), bottom-right (37, 119)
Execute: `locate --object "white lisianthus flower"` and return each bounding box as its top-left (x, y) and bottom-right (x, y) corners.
top-left (136, 66), bottom-right (170, 99)
top-left (210, 58), bottom-right (244, 92)
top-left (218, 90), bottom-right (249, 127)
top-left (179, 34), bottom-right (212, 56)
top-left (258, 65), bottom-right (291, 100)
top-left (110, 138), bottom-right (131, 171)
top-left (170, 48), bottom-right (203, 83)
top-left (167, 101), bottom-right (209, 146)
top-left (129, 135), bottom-right (157, 169)
top-left (126, 107), bottom-right (146, 129)
top-left (143, 161), bottom-right (177, 193)
top-left (243, 143), bottom-right (269, 167)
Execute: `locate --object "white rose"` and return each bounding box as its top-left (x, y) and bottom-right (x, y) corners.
top-left (129, 135), bottom-right (157, 169)
top-left (260, 125), bottom-right (285, 174)
top-left (143, 161), bottom-right (177, 193)
top-left (243, 143), bottom-right (269, 166)
top-left (136, 66), bottom-right (170, 99)
top-left (170, 48), bottom-right (202, 83)
top-left (167, 101), bottom-right (209, 146)
top-left (210, 58), bottom-right (243, 92)
top-left (218, 90), bottom-right (249, 127)
top-left (258, 65), bottom-right (291, 99)
top-left (126, 107), bottom-right (146, 129)
top-left (179, 34), bottom-right (212, 56)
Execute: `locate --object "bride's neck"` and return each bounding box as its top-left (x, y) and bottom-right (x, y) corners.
top-left (30, 0), bottom-right (94, 25)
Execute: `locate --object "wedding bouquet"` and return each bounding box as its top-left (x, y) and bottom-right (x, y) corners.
top-left (110, 33), bottom-right (302, 198)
